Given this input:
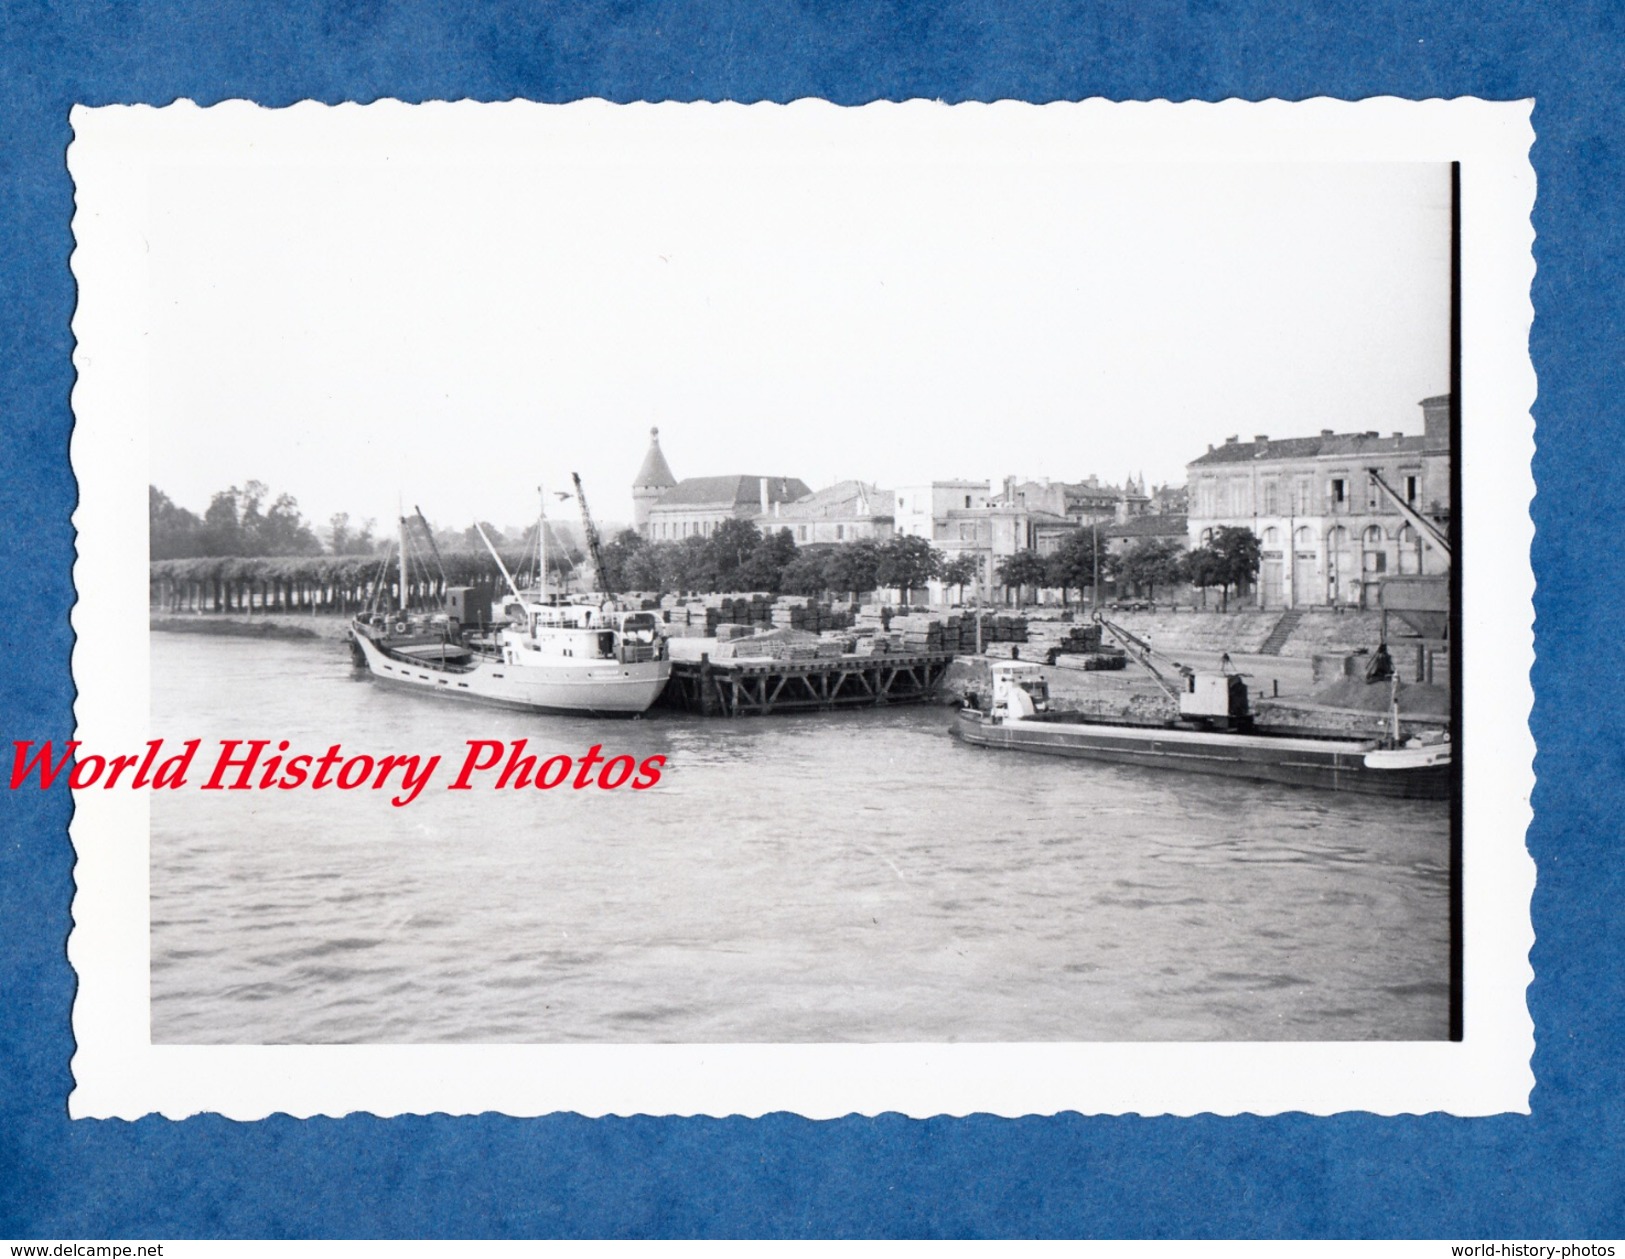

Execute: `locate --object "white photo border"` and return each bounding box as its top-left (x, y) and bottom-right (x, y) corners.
top-left (67, 97), bottom-right (1535, 1119)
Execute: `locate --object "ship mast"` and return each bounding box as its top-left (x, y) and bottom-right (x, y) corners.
top-left (536, 485), bottom-right (547, 598)
top-left (397, 495), bottom-right (409, 613)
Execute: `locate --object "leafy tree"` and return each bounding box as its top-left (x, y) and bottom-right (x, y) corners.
top-left (200, 487), bottom-right (246, 556)
top-left (1116, 537), bottom-right (1186, 600)
top-left (1182, 526), bottom-right (1259, 610)
top-left (184, 481), bottom-right (320, 557)
top-left (826, 538), bottom-right (881, 600)
top-left (739, 527), bottom-right (798, 593)
top-left (328, 512), bottom-right (353, 555)
top-left (255, 492), bottom-right (321, 556)
top-left (149, 486), bottom-right (203, 560)
top-left (779, 546), bottom-right (836, 597)
top-left (707, 517), bottom-right (764, 591)
top-left (461, 522), bottom-right (506, 551)
top-left (1043, 529), bottom-right (1102, 606)
top-left (996, 549), bottom-right (1050, 604)
top-left (941, 552), bottom-right (981, 603)
top-left (1211, 525), bottom-right (1262, 591)
top-left (875, 534), bottom-right (942, 601)
top-left (597, 528), bottom-right (646, 592)
top-left (621, 543), bottom-right (667, 592)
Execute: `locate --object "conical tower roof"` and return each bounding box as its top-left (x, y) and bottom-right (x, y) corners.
top-left (633, 426), bottom-right (677, 489)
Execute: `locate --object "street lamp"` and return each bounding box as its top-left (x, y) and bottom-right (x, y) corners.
top-left (1092, 521), bottom-right (1101, 611)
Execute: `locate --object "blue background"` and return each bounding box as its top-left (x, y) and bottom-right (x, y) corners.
top-left (1, 1), bottom-right (1617, 1240)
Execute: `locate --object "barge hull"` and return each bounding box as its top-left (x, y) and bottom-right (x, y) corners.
top-left (952, 712), bottom-right (1450, 800)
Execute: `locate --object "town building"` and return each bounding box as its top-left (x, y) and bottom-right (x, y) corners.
top-left (630, 427), bottom-right (679, 534)
top-left (632, 430), bottom-right (809, 541)
top-left (776, 480), bottom-right (895, 545)
top-left (894, 480), bottom-right (992, 539)
top-left (1101, 513), bottom-right (1189, 560)
top-left (1184, 395), bottom-right (1451, 609)
top-left (1146, 482), bottom-right (1188, 516)
top-left (999, 474), bottom-right (1152, 524)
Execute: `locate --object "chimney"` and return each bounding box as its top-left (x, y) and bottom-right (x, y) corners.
top-left (1421, 394), bottom-right (1451, 451)
top-left (1254, 434), bottom-right (1268, 443)
top-left (1392, 431), bottom-right (1403, 439)
top-left (759, 477), bottom-right (769, 514)
top-left (1364, 431), bottom-right (1379, 438)
top-left (1207, 443), bottom-right (1215, 453)
top-left (1320, 428), bottom-right (1334, 437)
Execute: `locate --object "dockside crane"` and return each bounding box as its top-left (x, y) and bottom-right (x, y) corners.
top-left (1092, 612), bottom-right (1193, 706)
top-left (1093, 612), bottom-right (1253, 728)
top-left (571, 472), bottom-right (614, 601)
top-left (1365, 469), bottom-right (1451, 559)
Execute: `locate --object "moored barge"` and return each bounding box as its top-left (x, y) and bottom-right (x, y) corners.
top-left (952, 658), bottom-right (1450, 800)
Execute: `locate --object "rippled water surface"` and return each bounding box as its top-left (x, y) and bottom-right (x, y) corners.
top-left (150, 633), bottom-right (1451, 1042)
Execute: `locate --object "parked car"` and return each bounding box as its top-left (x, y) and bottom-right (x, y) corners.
top-left (1109, 598), bottom-right (1153, 612)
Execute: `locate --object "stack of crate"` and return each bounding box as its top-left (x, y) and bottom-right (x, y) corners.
top-left (978, 614), bottom-right (1029, 645)
top-left (1054, 622), bottom-right (1104, 654)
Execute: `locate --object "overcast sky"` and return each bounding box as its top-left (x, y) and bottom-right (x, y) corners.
top-left (134, 104), bottom-right (1451, 537)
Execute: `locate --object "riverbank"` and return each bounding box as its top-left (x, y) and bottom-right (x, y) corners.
top-left (151, 612), bottom-right (344, 641)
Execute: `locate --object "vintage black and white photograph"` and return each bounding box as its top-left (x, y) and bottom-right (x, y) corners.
top-left (65, 99), bottom-right (1534, 1118)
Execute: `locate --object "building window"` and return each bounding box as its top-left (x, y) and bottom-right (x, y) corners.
top-left (1405, 475), bottom-right (1419, 503)
top-left (1330, 478), bottom-right (1346, 510)
top-left (1262, 480), bottom-right (1278, 515)
top-left (836, 524), bottom-right (845, 540)
top-left (798, 525), bottom-right (807, 541)
top-left (898, 497), bottom-right (904, 510)
top-left (964, 495), bottom-right (972, 509)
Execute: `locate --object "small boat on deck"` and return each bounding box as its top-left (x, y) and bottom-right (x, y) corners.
top-left (952, 641), bottom-right (1451, 800)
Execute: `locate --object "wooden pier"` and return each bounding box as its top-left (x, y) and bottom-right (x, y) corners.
top-left (663, 651), bottom-right (956, 717)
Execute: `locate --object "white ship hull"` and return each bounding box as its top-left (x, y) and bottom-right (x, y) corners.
top-left (352, 627), bottom-right (670, 716)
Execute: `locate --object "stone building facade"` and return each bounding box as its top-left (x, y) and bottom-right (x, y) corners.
top-left (1184, 395), bottom-right (1451, 609)
top-left (632, 429), bottom-right (809, 541)
top-left (776, 480), bottom-right (895, 545)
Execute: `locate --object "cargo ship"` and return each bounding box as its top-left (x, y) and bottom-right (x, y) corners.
top-left (349, 481), bottom-right (671, 716)
top-left (351, 594), bottom-right (671, 716)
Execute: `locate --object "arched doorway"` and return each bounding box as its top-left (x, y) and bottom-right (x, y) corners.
top-left (1398, 523), bottom-right (1422, 574)
top-left (1327, 525), bottom-right (1354, 606)
top-left (1360, 525), bottom-right (1388, 608)
top-left (1292, 525), bottom-right (1318, 607)
top-left (1260, 526), bottom-right (1283, 608)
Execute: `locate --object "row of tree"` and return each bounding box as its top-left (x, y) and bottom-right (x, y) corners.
top-left (995, 525), bottom-right (1262, 607)
top-left (597, 520), bottom-right (1262, 606)
top-left (150, 483), bottom-right (334, 560)
top-left (151, 482), bottom-right (1263, 607)
top-left (594, 523), bottom-right (981, 599)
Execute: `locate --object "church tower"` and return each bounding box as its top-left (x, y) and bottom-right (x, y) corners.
top-left (631, 426), bottom-right (677, 535)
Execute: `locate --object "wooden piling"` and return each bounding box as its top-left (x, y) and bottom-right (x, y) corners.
top-left (662, 651), bottom-right (955, 717)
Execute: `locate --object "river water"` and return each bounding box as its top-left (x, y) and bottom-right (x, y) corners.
top-left (149, 633), bottom-right (1451, 1043)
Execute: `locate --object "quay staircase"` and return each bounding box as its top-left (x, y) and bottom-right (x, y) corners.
top-left (1258, 608), bottom-right (1306, 656)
